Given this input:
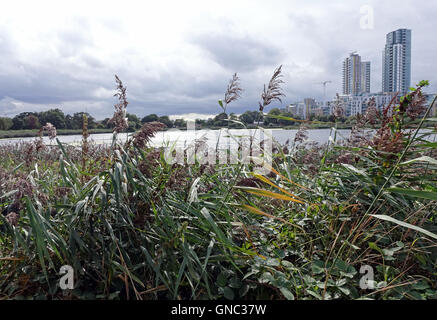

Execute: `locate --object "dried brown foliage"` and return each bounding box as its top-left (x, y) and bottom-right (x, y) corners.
top-left (402, 88), bottom-right (427, 120)
top-left (42, 122), bottom-right (57, 140)
top-left (294, 123), bottom-right (309, 144)
top-left (372, 127), bottom-right (405, 155)
top-left (5, 212), bottom-right (19, 226)
top-left (259, 65), bottom-right (285, 112)
top-left (236, 177), bottom-right (260, 188)
top-left (224, 73), bottom-right (243, 105)
top-left (166, 164), bottom-right (189, 190)
top-left (332, 93), bottom-right (345, 119)
top-left (138, 149), bottom-right (162, 178)
top-left (132, 122), bottom-right (166, 149)
top-left (109, 75), bottom-right (129, 133)
top-left (364, 97), bottom-right (379, 125)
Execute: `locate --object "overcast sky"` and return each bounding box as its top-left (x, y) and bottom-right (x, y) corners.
top-left (0, 0), bottom-right (436, 120)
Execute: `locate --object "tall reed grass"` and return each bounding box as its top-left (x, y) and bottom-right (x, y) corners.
top-left (0, 74), bottom-right (436, 300)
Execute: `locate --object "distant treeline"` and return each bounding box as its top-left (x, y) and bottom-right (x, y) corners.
top-left (0, 109), bottom-right (174, 132)
top-left (0, 107), bottom-right (350, 132)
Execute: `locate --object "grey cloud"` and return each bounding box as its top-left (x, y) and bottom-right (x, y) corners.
top-left (55, 30), bottom-right (93, 59)
top-left (190, 33), bottom-right (283, 72)
top-left (1, 0), bottom-right (437, 121)
top-left (0, 65), bottom-right (99, 104)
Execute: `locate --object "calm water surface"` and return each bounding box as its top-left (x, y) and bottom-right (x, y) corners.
top-left (0, 128), bottom-right (434, 147)
top-left (0, 128), bottom-right (352, 147)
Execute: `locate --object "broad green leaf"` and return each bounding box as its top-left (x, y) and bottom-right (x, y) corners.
top-left (188, 177), bottom-right (200, 204)
top-left (388, 187), bottom-right (437, 201)
top-left (217, 272), bottom-right (227, 287)
top-left (368, 242), bottom-right (383, 254)
top-left (341, 163), bottom-right (368, 177)
top-left (371, 214), bottom-right (437, 240)
top-left (223, 287), bottom-right (234, 300)
top-left (312, 260), bottom-right (325, 275)
top-left (280, 287), bottom-right (295, 300)
top-left (417, 142), bottom-right (437, 148)
top-left (400, 156), bottom-right (437, 166)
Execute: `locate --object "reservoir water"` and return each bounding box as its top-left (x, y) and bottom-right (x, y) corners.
top-left (0, 128), bottom-right (352, 147)
top-left (0, 128), bottom-right (434, 148)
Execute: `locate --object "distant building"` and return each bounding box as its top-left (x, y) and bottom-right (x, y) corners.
top-left (424, 93), bottom-right (437, 116)
top-left (315, 101), bottom-right (333, 115)
top-left (343, 53), bottom-right (361, 95)
top-left (361, 61), bottom-right (371, 93)
top-left (342, 52), bottom-right (371, 95)
top-left (287, 104), bottom-right (298, 116)
top-left (303, 98), bottom-right (316, 119)
top-left (290, 99), bottom-right (331, 119)
top-left (296, 102), bottom-right (306, 119)
top-left (382, 28), bottom-right (412, 95)
top-left (332, 92), bottom-right (397, 117)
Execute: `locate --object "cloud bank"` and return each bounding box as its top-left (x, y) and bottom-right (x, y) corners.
top-left (0, 0), bottom-right (436, 120)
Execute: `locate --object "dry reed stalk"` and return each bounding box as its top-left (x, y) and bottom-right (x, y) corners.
top-left (258, 65), bottom-right (285, 113)
top-left (82, 113), bottom-right (89, 183)
top-left (109, 75), bottom-right (129, 134)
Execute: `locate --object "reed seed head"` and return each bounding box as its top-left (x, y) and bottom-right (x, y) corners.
top-left (259, 65), bottom-right (285, 112)
top-left (109, 75), bottom-right (129, 133)
top-left (224, 73), bottom-right (243, 105)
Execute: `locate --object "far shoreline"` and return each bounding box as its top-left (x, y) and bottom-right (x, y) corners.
top-left (2, 120), bottom-right (432, 140)
top-left (0, 123), bottom-right (355, 140)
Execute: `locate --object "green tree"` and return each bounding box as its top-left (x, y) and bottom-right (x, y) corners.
top-left (239, 111), bottom-right (255, 125)
top-left (213, 112), bottom-right (228, 127)
top-left (141, 114), bottom-right (159, 123)
top-left (24, 114), bottom-right (41, 129)
top-left (72, 112), bottom-right (96, 129)
top-left (263, 108), bottom-right (281, 126)
top-left (65, 114), bottom-right (74, 129)
top-left (0, 117), bottom-right (13, 130)
top-left (12, 112), bottom-right (37, 130)
top-left (174, 119), bottom-right (187, 128)
top-left (39, 108), bottom-right (66, 129)
top-left (126, 113), bottom-right (141, 131)
top-left (101, 117), bottom-right (112, 129)
top-left (158, 115), bottom-right (173, 128)
top-left (206, 118), bottom-right (214, 127)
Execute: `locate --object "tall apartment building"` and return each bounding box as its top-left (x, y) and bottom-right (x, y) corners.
top-left (342, 52), bottom-right (371, 95)
top-left (303, 98), bottom-right (316, 120)
top-left (382, 28), bottom-right (411, 95)
top-left (361, 61), bottom-right (371, 93)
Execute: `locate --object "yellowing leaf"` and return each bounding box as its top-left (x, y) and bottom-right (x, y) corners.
top-left (252, 173), bottom-right (304, 201)
top-left (262, 163), bottom-right (311, 192)
top-left (238, 204), bottom-right (305, 231)
top-left (235, 186), bottom-right (304, 204)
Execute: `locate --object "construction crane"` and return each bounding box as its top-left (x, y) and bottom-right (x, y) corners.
top-left (314, 81), bottom-right (332, 109)
top-left (315, 80), bottom-right (332, 100)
